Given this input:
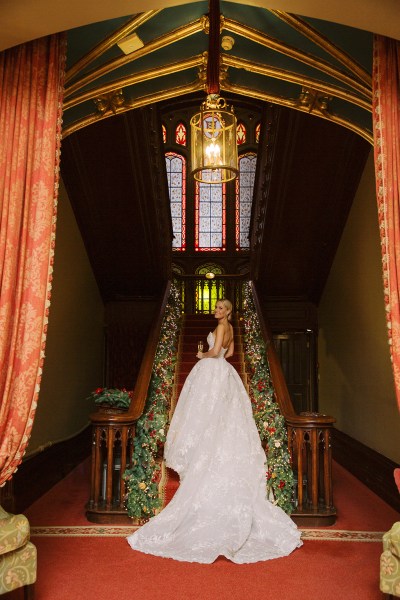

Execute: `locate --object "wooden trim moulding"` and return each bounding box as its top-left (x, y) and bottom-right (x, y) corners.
top-left (333, 428), bottom-right (400, 513)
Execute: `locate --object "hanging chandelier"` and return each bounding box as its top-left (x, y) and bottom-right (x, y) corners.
top-left (190, 0), bottom-right (238, 184)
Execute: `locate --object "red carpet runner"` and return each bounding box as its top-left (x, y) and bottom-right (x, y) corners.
top-left (14, 315), bottom-right (398, 599)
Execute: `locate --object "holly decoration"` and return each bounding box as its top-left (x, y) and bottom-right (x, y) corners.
top-left (87, 387), bottom-right (132, 409)
top-left (124, 283), bottom-right (181, 520)
top-left (241, 282), bottom-right (296, 514)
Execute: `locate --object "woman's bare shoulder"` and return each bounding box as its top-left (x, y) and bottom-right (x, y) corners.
top-left (213, 322), bottom-right (224, 336)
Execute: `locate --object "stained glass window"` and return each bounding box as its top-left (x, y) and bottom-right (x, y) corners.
top-left (237, 122), bottom-right (246, 145)
top-left (195, 179), bottom-right (226, 251)
top-left (255, 122), bottom-right (260, 143)
top-left (195, 264), bottom-right (225, 313)
top-left (175, 122), bottom-right (187, 146)
top-left (165, 152), bottom-right (186, 251)
top-left (236, 152), bottom-right (257, 250)
top-left (162, 123), bottom-right (167, 144)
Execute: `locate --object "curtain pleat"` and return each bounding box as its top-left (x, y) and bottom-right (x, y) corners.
top-left (0, 34), bottom-right (66, 484)
top-left (372, 34), bottom-right (400, 412)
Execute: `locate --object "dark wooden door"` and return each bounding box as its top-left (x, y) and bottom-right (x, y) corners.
top-left (273, 331), bottom-right (317, 414)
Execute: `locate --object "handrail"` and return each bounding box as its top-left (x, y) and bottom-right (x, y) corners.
top-left (128, 280), bottom-right (171, 420)
top-left (87, 280), bottom-right (172, 523)
top-left (250, 281), bottom-right (335, 427)
top-left (250, 281), bottom-right (296, 418)
top-left (249, 280), bottom-right (336, 524)
top-left (91, 280), bottom-right (171, 424)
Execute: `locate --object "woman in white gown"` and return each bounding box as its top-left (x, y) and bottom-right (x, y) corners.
top-left (127, 299), bottom-right (302, 563)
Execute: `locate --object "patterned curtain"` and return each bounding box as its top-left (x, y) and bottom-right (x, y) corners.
top-left (372, 35), bottom-right (400, 411)
top-left (0, 34), bottom-right (66, 485)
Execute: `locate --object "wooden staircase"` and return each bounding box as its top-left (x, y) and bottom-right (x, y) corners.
top-left (86, 279), bottom-right (336, 525)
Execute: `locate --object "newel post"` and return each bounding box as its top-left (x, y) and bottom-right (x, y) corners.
top-left (286, 413), bottom-right (336, 526)
top-left (86, 409), bottom-right (135, 524)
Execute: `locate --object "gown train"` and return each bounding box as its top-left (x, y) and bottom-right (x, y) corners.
top-left (127, 332), bottom-right (302, 563)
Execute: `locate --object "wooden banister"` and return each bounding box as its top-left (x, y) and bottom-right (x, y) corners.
top-left (86, 280), bottom-right (172, 523)
top-left (90, 281), bottom-right (172, 425)
top-left (127, 280), bottom-right (171, 420)
top-left (250, 281), bottom-right (296, 418)
top-left (249, 281), bottom-right (336, 526)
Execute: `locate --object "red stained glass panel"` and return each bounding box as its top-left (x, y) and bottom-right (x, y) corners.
top-left (237, 122), bottom-right (246, 145)
top-left (165, 152), bottom-right (186, 251)
top-left (175, 122), bottom-right (186, 146)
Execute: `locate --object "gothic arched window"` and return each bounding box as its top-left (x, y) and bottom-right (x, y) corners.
top-left (165, 152), bottom-right (186, 251)
top-left (195, 181), bottom-right (226, 251)
top-left (236, 152), bottom-right (257, 250)
top-left (195, 264), bottom-right (225, 313)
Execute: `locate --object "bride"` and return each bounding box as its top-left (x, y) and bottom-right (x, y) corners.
top-left (127, 299), bottom-right (302, 563)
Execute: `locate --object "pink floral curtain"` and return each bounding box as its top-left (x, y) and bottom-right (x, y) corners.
top-left (372, 35), bottom-right (400, 412)
top-left (0, 34), bottom-right (66, 485)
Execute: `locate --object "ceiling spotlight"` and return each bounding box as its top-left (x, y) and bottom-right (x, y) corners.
top-left (117, 33), bottom-right (144, 55)
top-left (221, 36), bottom-right (234, 51)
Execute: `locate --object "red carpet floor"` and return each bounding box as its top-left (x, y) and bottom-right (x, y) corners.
top-left (12, 458), bottom-right (398, 599)
top-left (21, 537), bottom-right (384, 600)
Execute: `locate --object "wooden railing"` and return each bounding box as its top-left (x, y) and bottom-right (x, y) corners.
top-left (250, 282), bottom-right (336, 525)
top-left (86, 281), bottom-right (171, 524)
top-left (174, 273), bottom-right (247, 314)
top-left (87, 274), bottom-right (336, 525)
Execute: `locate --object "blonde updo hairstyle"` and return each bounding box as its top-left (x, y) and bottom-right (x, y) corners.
top-left (220, 298), bottom-right (233, 321)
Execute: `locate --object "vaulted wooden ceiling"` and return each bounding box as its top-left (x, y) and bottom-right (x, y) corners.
top-left (60, 96), bottom-right (370, 304)
top-left (53, 2), bottom-right (373, 304)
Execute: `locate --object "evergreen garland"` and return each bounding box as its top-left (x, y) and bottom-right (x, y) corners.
top-left (124, 283), bottom-right (181, 520)
top-left (242, 282), bottom-right (296, 514)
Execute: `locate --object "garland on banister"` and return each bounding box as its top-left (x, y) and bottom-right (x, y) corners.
top-left (241, 282), bottom-right (296, 514)
top-left (124, 283), bottom-right (181, 520)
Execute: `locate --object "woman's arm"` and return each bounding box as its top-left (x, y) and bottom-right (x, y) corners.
top-left (196, 323), bottom-right (224, 359)
top-left (224, 337), bottom-right (234, 359)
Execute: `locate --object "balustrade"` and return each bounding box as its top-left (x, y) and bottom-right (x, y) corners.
top-left (87, 276), bottom-right (336, 526)
top-left (250, 282), bottom-right (336, 525)
top-left (86, 282), bottom-right (171, 524)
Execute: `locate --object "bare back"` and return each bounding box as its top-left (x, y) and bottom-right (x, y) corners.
top-left (213, 321), bottom-right (234, 355)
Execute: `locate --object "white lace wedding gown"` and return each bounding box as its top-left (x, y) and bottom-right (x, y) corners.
top-left (127, 332), bottom-right (302, 563)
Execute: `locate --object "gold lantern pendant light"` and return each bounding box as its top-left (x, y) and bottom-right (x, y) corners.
top-left (190, 0), bottom-right (238, 184)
